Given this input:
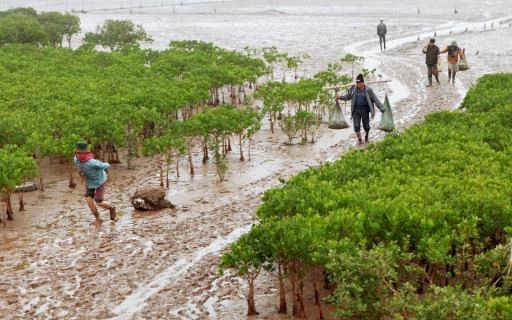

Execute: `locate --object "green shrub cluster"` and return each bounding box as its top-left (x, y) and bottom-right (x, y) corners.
top-left (0, 42), bottom-right (266, 218)
top-left (220, 73), bottom-right (512, 318)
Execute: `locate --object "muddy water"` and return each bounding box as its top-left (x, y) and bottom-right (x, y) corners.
top-left (2, 1), bottom-right (512, 319)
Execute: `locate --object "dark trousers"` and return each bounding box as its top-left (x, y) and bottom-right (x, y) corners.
top-left (353, 106), bottom-right (370, 133)
top-left (426, 63), bottom-right (439, 84)
top-left (379, 35), bottom-right (386, 50)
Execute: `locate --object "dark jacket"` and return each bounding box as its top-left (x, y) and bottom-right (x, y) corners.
top-left (422, 44), bottom-right (440, 65)
top-left (338, 86), bottom-right (384, 118)
top-left (377, 23), bottom-right (387, 36)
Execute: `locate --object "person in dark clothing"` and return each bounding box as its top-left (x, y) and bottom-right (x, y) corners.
top-left (377, 18), bottom-right (387, 51)
top-left (336, 74), bottom-right (385, 145)
top-left (422, 38), bottom-right (440, 87)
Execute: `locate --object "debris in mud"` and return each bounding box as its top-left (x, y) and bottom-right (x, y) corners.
top-left (130, 186), bottom-right (175, 210)
top-left (14, 182), bottom-right (37, 193)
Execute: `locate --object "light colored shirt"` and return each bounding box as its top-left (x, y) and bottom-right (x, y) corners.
top-left (73, 156), bottom-right (109, 189)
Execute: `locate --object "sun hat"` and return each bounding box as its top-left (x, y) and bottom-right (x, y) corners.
top-left (74, 142), bottom-right (91, 153)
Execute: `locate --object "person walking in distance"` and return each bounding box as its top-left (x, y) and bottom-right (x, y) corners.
top-left (422, 38), bottom-right (440, 87)
top-left (377, 18), bottom-right (387, 51)
top-left (73, 142), bottom-right (116, 223)
top-left (440, 40), bottom-right (465, 85)
top-left (336, 74), bottom-right (385, 145)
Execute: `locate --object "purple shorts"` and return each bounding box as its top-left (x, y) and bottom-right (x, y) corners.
top-left (85, 182), bottom-right (106, 203)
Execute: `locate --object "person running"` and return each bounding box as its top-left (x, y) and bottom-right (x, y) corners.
top-left (73, 142), bottom-right (116, 223)
top-left (440, 40), bottom-right (465, 85)
top-left (336, 74), bottom-right (385, 145)
top-left (377, 18), bottom-right (387, 51)
top-left (422, 38), bottom-right (440, 87)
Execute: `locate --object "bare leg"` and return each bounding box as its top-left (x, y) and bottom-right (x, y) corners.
top-left (86, 196), bottom-right (101, 222)
top-left (97, 201), bottom-right (116, 221)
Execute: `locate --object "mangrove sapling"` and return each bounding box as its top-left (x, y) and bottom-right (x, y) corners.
top-left (61, 13), bottom-right (81, 48)
top-left (257, 221), bottom-right (292, 314)
top-left (104, 142), bottom-right (120, 164)
top-left (180, 120), bottom-right (202, 176)
top-left (279, 114), bottom-right (300, 144)
top-left (124, 121), bottom-right (137, 170)
top-left (231, 109), bottom-right (262, 161)
top-left (17, 178), bottom-right (26, 212)
top-left (237, 133), bottom-right (245, 162)
top-left (1, 202), bottom-right (5, 227)
top-left (187, 145), bottom-right (195, 176)
top-left (295, 110), bottom-right (317, 144)
top-left (202, 142), bottom-right (209, 164)
top-left (223, 136), bottom-right (232, 153)
top-left (279, 217), bottom-right (323, 318)
top-left (361, 67), bottom-right (377, 80)
top-left (0, 145), bottom-right (37, 221)
top-left (65, 154), bottom-right (78, 188)
top-left (311, 267), bottom-right (326, 320)
top-left (165, 149), bottom-right (186, 187)
top-left (246, 117), bottom-right (261, 162)
top-left (286, 54), bottom-right (309, 80)
top-left (277, 263), bottom-right (288, 313)
top-left (87, 19), bottom-right (153, 51)
top-left (261, 46), bottom-right (288, 81)
top-left (254, 81), bottom-right (286, 134)
top-left (1, 193), bottom-right (13, 222)
top-left (25, 134), bottom-right (50, 192)
top-left (208, 130), bottom-right (228, 181)
top-left (219, 232), bottom-right (267, 316)
top-left (340, 53), bottom-right (365, 79)
top-left (308, 114), bottom-right (321, 144)
top-left (142, 133), bottom-right (186, 187)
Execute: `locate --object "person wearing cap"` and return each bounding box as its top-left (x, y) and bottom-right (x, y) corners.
top-left (73, 142), bottom-right (116, 223)
top-left (377, 18), bottom-right (387, 51)
top-left (422, 38), bottom-right (440, 87)
top-left (440, 40), bottom-right (465, 85)
top-left (336, 74), bottom-right (385, 145)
